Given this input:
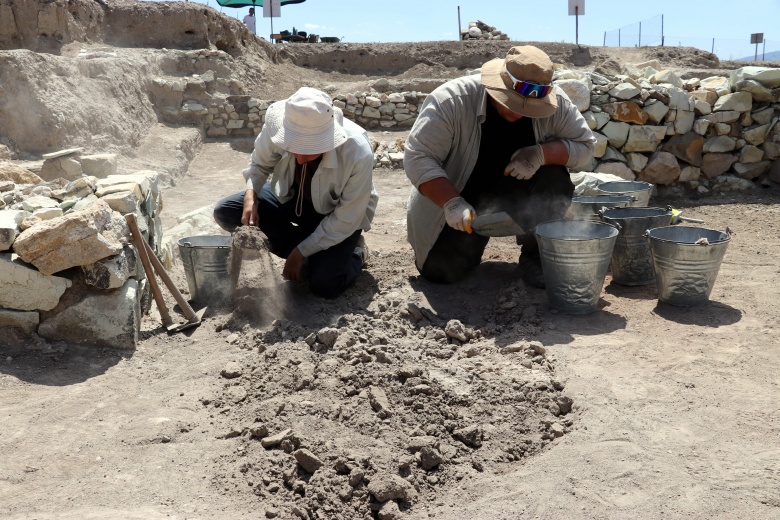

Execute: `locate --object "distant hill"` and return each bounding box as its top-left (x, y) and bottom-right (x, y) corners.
top-left (736, 49), bottom-right (780, 62)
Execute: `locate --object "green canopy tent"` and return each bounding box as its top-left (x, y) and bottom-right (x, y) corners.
top-left (216, 0), bottom-right (307, 40)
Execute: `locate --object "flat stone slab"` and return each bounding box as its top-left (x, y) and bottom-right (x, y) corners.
top-left (41, 147), bottom-right (84, 160)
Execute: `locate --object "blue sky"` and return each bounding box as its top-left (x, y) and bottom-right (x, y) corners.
top-left (151, 0), bottom-right (778, 60)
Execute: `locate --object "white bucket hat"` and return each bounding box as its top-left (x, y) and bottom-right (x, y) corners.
top-left (265, 87), bottom-right (347, 155)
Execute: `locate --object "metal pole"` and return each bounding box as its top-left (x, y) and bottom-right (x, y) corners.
top-left (457, 6), bottom-right (461, 41)
top-left (661, 15), bottom-right (664, 46)
top-left (639, 21), bottom-right (642, 47)
top-left (575, 6), bottom-right (579, 46)
top-left (763, 39), bottom-right (766, 61)
top-left (755, 42), bottom-right (758, 61)
top-left (603, 31), bottom-right (606, 47)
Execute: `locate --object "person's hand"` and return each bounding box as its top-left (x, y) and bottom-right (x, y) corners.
top-left (504, 144), bottom-right (545, 180)
top-left (282, 247), bottom-right (306, 282)
top-left (241, 189), bottom-right (259, 226)
top-left (443, 196), bottom-right (475, 233)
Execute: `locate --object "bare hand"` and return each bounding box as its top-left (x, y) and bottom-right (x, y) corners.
top-left (504, 144), bottom-right (545, 180)
top-left (282, 247), bottom-right (306, 282)
top-left (241, 189), bottom-right (259, 226)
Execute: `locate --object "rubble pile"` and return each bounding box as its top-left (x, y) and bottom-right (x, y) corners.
top-left (0, 149), bottom-right (164, 349)
top-left (461, 21), bottom-right (510, 41)
top-left (208, 272), bottom-right (571, 519)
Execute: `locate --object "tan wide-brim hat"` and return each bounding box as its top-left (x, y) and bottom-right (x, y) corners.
top-left (265, 87), bottom-right (347, 155)
top-left (481, 45), bottom-right (558, 118)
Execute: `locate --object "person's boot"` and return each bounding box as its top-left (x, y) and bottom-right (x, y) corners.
top-left (516, 234), bottom-right (545, 288)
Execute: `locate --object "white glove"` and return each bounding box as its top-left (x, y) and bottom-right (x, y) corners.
top-left (504, 144), bottom-right (545, 180)
top-left (443, 196), bottom-right (475, 233)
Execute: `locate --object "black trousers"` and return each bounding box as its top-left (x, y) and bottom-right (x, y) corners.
top-left (213, 184), bottom-right (363, 298)
top-left (420, 165), bottom-right (574, 284)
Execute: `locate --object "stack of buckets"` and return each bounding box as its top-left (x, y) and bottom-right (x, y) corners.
top-left (536, 180), bottom-right (731, 314)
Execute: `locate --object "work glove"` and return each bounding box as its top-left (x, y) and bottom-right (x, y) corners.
top-left (443, 196), bottom-right (475, 233)
top-left (504, 144), bottom-right (545, 180)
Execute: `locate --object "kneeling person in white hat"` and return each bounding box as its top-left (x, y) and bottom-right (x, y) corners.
top-left (214, 87), bottom-right (378, 298)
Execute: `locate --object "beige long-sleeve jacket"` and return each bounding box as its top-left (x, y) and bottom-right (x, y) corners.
top-left (404, 74), bottom-right (596, 268)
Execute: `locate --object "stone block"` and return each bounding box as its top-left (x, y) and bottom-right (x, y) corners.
top-left (0, 309), bottom-right (39, 334)
top-left (713, 91), bottom-right (752, 113)
top-left (622, 125), bottom-right (666, 153)
top-left (80, 153), bottom-right (118, 178)
top-left (0, 209), bottom-right (28, 251)
top-left (603, 101), bottom-right (648, 124)
top-left (701, 153), bottom-right (737, 178)
top-left (0, 162), bottom-right (42, 185)
top-left (38, 278), bottom-right (140, 350)
top-left (81, 245), bottom-right (136, 290)
top-left (100, 190), bottom-right (139, 214)
top-left (662, 133), bottom-right (704, 167)
top-left (13, 199), bottom-right (128, 275)
top-left (595, 161), bottom-right (635, 180)
top-left (639, 151), bottom-right (681, 185)
top-left (0, 253), bottom-right (71, 311)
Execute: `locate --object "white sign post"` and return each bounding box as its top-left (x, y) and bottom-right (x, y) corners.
top-left (263, 0), bottom-right (281, 40)
top-left (568, 0), bottom-right (585, 46)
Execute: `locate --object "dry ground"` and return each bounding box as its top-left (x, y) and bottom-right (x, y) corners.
top-left (2, 135), bottom-right (779, 519)
top-left (2, 1), bottom-right (780, 517)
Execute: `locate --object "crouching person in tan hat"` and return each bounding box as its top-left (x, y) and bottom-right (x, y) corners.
top-left (214, 87), bottom-right (378, 298)
top-left (405, 45), bottom-right (596, 288)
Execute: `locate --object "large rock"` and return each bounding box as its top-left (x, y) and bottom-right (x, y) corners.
top-left (595, 161), bottom-right (635, 180)
top-left (733, 161), bottom-right (771, 180)
top-left (713, 92), bottom-right (752, 113)
top-left (79, 153), bottom-right (118, 178)
top-left (554, 79), bottom-right (590, 111)
top-left (0, 253), bottom-right (71, 311)
top-left (704, 136), bottom-right (737, 153)
top-left (13, 200), bottom-right (128, 275)
top-left (662, 133), bottom-right (704, 167)
top-left (0, 209), bottom-right (29, 251)
top-left (701, 153), bottom-right (737, 178)
top-left (730, 66), bottom-right (780, 88)
top-left (0, 309), bottom-right (39, 334)
top-left (81, 245), bottom-right (136, 290)
top-left (602, 121), bottom-right (630, 148)
top-left (733, 80), bottom-right (777, 103)
top-left (639, 151), bottom-right (680, 185)
top-left (642, 100), bottom-right (669, 124)
top-left (0, 162), bottom-right (43, 185)
top-left (38, 278), bottom-right (140, 350)
top-left (622, 125), bottom-right (666, 153)
top-left (602, 101), bottom-right (648, 124)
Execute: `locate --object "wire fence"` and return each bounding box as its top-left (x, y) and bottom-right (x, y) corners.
top-left (604, 15), bottom-right (664, 48)
top-left (603, 15), bottom-right (779, 62)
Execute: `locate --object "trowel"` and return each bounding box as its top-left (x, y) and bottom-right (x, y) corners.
top-left (470, 211), bottom-right (525, 237)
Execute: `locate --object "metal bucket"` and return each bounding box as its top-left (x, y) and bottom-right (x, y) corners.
top-left (569, 195), bottom-right (633, 221)
top-left (600, 207), bottom-right (673, 286)
top-left (645, 226), bottom-right (731, 306)
top-left (177, 235), bottom-right (232, 305)
top-left (535, 220), bottom-right (619, 315)
top-left (597, 180), bottom-right (654, 207)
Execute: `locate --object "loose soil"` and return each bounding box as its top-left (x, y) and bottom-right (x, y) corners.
top-left (1, 2), bottom-right (780, 519)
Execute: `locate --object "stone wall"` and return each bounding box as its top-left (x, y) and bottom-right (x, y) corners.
top-left (196, 64), bottom-right (779, 189)
top-left (0, 151), bottom-right (163, 349)
top-left (555, 62), bottom-right (780, 195)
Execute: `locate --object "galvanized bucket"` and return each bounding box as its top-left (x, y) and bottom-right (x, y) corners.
top-left (645, 226), bottom-right (731, 306)
top-left (177, 235), bottom-right (232, 305)
top-left (600, 207), bottom-right (673, 286)
top-left (535, 220), bottom-right (619, 315)
top-left (597, 180), bottom-right (654, 207)
top-left (569, 195), bottom-right (634, 221)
